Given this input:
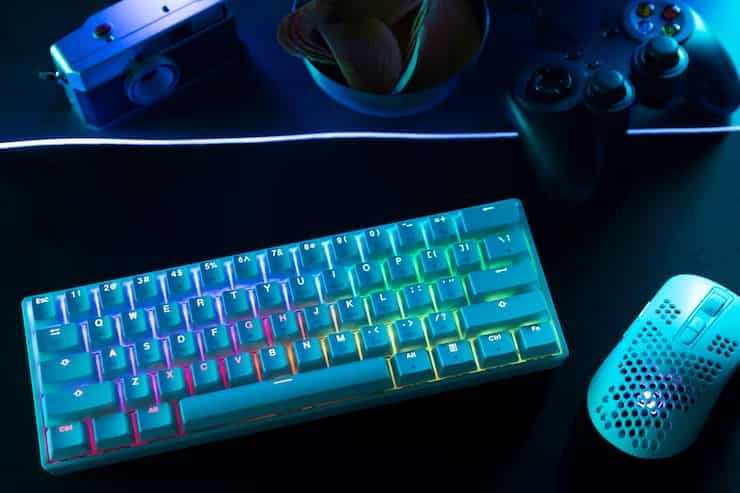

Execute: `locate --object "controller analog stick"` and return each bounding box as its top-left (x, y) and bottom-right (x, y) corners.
top-left (529, 66), bottom-right (574, 102)
top-left (644, 35), bottom-right (682, 70)
top-left (585, 69), bottom-right (636, 113)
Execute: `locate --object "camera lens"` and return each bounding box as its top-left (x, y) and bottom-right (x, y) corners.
top-left (125, 56), bottom-right (181, 106)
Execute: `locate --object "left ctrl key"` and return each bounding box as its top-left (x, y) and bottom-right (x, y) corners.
top-left (46, 421), bottom-right (89, 461)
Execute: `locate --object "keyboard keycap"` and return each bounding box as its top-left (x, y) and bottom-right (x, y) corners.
top-left (47, 422), bottom-right (89, 460)
top-left (360, 325), bottom-right (393, 357)
top-left (288, 275), bottom-right (319, 307)
top-left (352, 262), bottom-right (386, 294)
top-left (433, 340), bottom-right (477, 377)
top-left (36, 324), bottom-right (83, 355)
top-left (363, 228), bottom-right (393, 259)
top-left (235, 319), bottom-right (267, 350)
top-left (179, 358), bottom-right (393, 432)
top-left (418, 249), bottom-right (450, 280)
top-left (292, 338), bottom-right (325, 371)
top-left (426, 311), bottom-right (459, 344)
top-left (122, 309), bottom-right (152, 341)
top-left (88, 316), bottom-right (117, 350)
top-left (392, 350), bottom-right (435, 386)
top-left (459, 201), bottom-right (520, 239)
top-left (393, 318), bottom-right (426, 352)
top-left (259, 346), bottom-right (292, 379)
top-left (327, 332), bottom-right (360, 365)
top-left (32, 295), bottom-right (60, 322)
top-left (298, 242), bottom-right (329, 272)
top-left (189, 296), bottom-right (218, 327)
top-left (101, 346), bottom-right (131, 379)
top-left (169, 331), bottom-right (199, 363)
top-left (270, 312), bottom-right (300, 342)
top-left (225, 353), bottom-right (257, 386)
top-left (474, 332), bottom-right (519, 367)
top-left (303, 304), bottom-right (334, 337)
top-left (41, 353), bottom-right (97, 387)
top-left (157, 367), bottom-right (189, 401)
top-left (396, 221), bottom-right (426, 252)
top-left (255, 282), bottom-right (285, 314)
top-left (66, 288), bottom-right (94, 322)
top-left (133, 274), bottom-right (163, 306)
top-left (135, 339), bottom-right (166, 371)
top-left (136, 403), bottom-right (177, 441)
top-left (155, 303), bottom-right (184, 335)
top-left (192, 360), bottom-right (222, 394)
top-left (336, 297), bottom-right (367, 329)
top-left (99, 281), bottom-right (128, 314)
top-left (428, 215), bottom-right (457, 245)
top-left (482, 231), bottom-right (528, 265)
top-left (232, 254), bottom-right (262, 285)
top-left (222, 288), bottom-right (253, 320)
top-left (200, 260), bottom-right (229, 291)
top-left (203, 324), bottom-right (233, 356)
top-left (123, 374), bottom-right (155, 409)
top-left (166, 268), bottom-right (196, 300)
top-left (330, 235), bottom-right (361, 265)
top-left (516, 323), bottom-right (560, 358)
top-left (434, 277), bottom-right (467, 309)
top-left (45, 382), bottom-right (118, 425)
top-left (320, 269), bottom-right (353, 301)
top-left (450, 242), bottom-right (481, 274)
top-left (458, 291), bottom-right (547, 337)
top-left (401, 284), bottom-right (433, 315)
top-left (266, 247), bottom-right (295, 277)
top-left (465, 262), bottom-right (538, 303)
top-left (385, 256), bottom-right (418, 287)
top-left (93, 413), bottom-right (133, 450)
top-left (368, 290), bottom-right (401, 322)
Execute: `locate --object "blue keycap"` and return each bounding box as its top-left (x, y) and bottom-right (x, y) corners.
top-left (459, 201), bottom-right (520, 239)
top-left (360, 325), bottom-right (392, 357)
top-left (192, 360), bottom-right (222, 394)
top-left (474, 332), bottom-right (519, 367)
top-left (32, 295), bottom-right (61, 323)
top-left (32, 295), bottom-right (61, 322)
top-left (363, 228), bottom-right (393, 259)
top-left (392, 350), bottom-right (435, 386)
top-left (47, 422), bottom-right (89, 460)
top-left (99, 281), bottom-right (128, 314)
top-left (169, 331), bottom-right (199, 363)
top-left (320, 269), bottom-right (353, 301)
top-left (36, 323), bottom-right (83, 355)
top-left (464, 262), bottom-right (537, 303)
top-left (396, 221), bottom-right (426, 252)
top-left (288, 275), bottom-right (319, 307)
top-left (433, 340), bottom-right (477, 377)
top-left (235, 319), bottom-right (267, 350)
top-left (336, 297), bottom-right (367, 330)
top-left (270, 312), bottom-right (300, 343)
top-left (44, 382), bottom-right (118, 425)
top-left (255, 282), bottom-right (285, 314)
top-left (482, 230), bottom-right (528, 265)
top-left (459, 292), bottom-right (547, 336)
top-left (135, 339), bottom-right (166, 371)
top-left (232, 254), bottom-right (262, 285)
top-left (133, 274), bottom-right (163, 306)
top-left (225, 353), bottom-right (257, 386)
top-left (41, 353), bottom-right (97, 387)
top-left (434, 277), bottom-right (466, 309)
top-left (393, 318), bottom-right (426, 352)
top-left (450, 242), bottom-right (481, 274)
top-left (330, 235), bottom-right (361, 265)
top-left (516, 323), bottom-right (559, 358)
top-left (418, 249), bottom-right (450, 280)
top-left (123, 374), bottom-right (154, 409)
top-left (259, 346), bottom-right (292, 379)
top-left (327, 332), bottom-right (359, 365)
top-left (352, 262), bottom-right (386, 293)
top-left (168, 268), bottom-right (197, 300)
top-left (222, 288), bottom-right (253, 320)
top-left (385, 256), bottom-right (418, 287)
top-left (303, 304), bottom-right (334, 337)
top-left (93, 413), bottom-right (133, 450)
top-left (157, 367), bottom-right (188, 401)
top-left (66, 288), bottom-right (94, 322)
top-left (203, 324), bottom-right (233, 356)
top-left (292, 338), bottom-right (325, 371)
top-left (200, 260), bottom-right (228, 291)
top-left (101, 346), bottom-right (131, 379)
top-left (121, 309), bottom-right (152, 341)
top-left (401, 284), bottom-right (433, 316)
top-left (298, 242), bottom-right (329, 272)
top-left (189, 296), bottom-right (218, 327)
top-left (266, 247), bottom-right (295, 277)
top-left (426, 311), bottom-right (459, 344)
top-left (155, 303), bottom-right (184, 334)
top-left (428, 215), bottom-right (457, 245)
top-left (368, 290), bottom-right (401, 322)
top-left (136, 403), bottom-right (177, 441)
top-left (87, 316), bottom-right (117, 350)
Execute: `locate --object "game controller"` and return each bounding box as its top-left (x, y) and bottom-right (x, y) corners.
top-left (42, 0), bottom-right (245, 129)
top-left (504, 0), bottom-right (740, 202)
top-left (588, 274), bottom-right (740, 459)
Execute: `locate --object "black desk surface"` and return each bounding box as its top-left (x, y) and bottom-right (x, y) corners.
top-left (3, 130), bottom-right (740, 491)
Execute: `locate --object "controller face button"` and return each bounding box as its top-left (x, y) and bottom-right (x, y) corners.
top-left (644, 35), bottom-right (681, 70)
top-left (637, 20), bottom-right (655, 35)
top-left (661, 22), bottom-right (681, 37)
top-left (662, 4), bottom-right (681, 21)
top-left (93, 23), bottom-right (112, 39)
top-left (529, 66), bottom-right (574, 102)
top-left (636, 2), bottom-right (656, 18)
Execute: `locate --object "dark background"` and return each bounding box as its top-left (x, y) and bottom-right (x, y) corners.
top-left (3, 131), bottom-right (740, 491)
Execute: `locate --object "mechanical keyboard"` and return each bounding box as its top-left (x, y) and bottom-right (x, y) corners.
top-left (21, 198), bottom-right (569, 474)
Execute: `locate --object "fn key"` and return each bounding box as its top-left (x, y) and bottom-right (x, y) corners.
top-left (516, 323), bottom-right (559, 358)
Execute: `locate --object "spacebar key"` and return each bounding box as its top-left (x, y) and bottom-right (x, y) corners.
top-left (179, 358), bottom-right (392, 432)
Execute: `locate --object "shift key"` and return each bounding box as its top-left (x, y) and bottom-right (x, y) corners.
top-left (44, 381), bottom-right (118, 425)
top-left (458, 291), bottom-right (547, 336)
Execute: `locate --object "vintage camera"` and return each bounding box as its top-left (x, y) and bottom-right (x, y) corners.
top-left (42, 0), bottom-right (244, 129)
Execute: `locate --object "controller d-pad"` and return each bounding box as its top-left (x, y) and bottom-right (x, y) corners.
top-left (529, 66), bottom-right (574, 102)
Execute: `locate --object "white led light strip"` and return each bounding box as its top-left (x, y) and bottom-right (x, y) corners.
top-left (1, 126), bottom-right (740, 151)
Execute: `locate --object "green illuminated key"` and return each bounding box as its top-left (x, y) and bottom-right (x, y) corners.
top-left (401, 284), bottom-right (433, 315)
top-left (459, 202), bottom-right (521, 239)
top-left (396, 221), bottom-right (426, 252)
top-left (364, 228), bottom-right (393, 259)
top-left (459, 292), bottom-right (547, 336)
top-left (327, 332), bottom-right (360, 365)
top-left (393, 318), bottom-right (426, 351)
top-left (433, 340), bottom-right (477, 376)
top-left (516, 323), bottom-right (559, 358)
top-left (474, 332), bottom-right (518, 367)
top-left (426, 311), bottom-right (459, 344)
top-left (392, 350), bottom-right (435, 386)
top-left (385, 256), bottom-right (418, 288)
top-left (298, 242), bottom-right (329, 272)
top-left (336, 297), bottom-right (367, 329)
top-left (482, 230), bottom-right (528, 264)
top-left (418, 249), bottom-right (450, 280)
top-left (320, 269), bottom-right (353, 301)
top-left (360, 325), bottom-right (392, 357)
top-left (368, 290), bottom-right (400, 322)
top-left (433, 277), bottom-right (466, 309)
top-left (293, 338), bottom-right (325, 371)
top-left (464, 262), bottom-right (537, 303)
top-left (428, 215), bottom-right (457, 245)
top-left (450, 242), bottom-right (481, 274)
top-left (330, 235), bottom-right (361, 265)
top-left (352, 262), bottom-right (386, 294)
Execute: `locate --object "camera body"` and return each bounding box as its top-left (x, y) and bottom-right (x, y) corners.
top-left (48, 0), bottom-right (242, 129)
